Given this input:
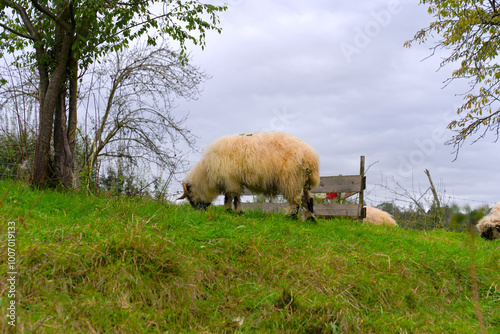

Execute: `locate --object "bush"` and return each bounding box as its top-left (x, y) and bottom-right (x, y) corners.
top-left (0, 131), bottom-right (34, 180)
top-left (376, 201), bottom-right (489, 232)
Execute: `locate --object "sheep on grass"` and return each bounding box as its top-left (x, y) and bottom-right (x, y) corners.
top-left (363, 206), bottom-right (398, 226)
top-left (178, 131), bottom-right (320, 221)
top-left (476, 202), bottom-right (500, 240)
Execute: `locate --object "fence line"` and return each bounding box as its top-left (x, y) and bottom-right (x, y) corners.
top-left (0, 159), bottom-right (496, 209)
top-left (365, 191), bottom-right (496, 208)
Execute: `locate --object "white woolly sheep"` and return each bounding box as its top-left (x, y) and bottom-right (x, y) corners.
top-left (178, 131), bottom-right (320, 221)
top-left (476, 202), bottom-right (500, 240)
top-left (363, 206), bottom-right (398, 226)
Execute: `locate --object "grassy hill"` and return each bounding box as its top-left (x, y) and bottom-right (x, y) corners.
top-left (1, 180), bottom-right (499, 333)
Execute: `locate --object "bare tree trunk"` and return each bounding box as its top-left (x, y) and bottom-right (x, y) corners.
top-left (53, 18), bottom-right (75, 188)
top-left (425, 169), bottom-right (441, 211)
top-left (54, 86), bottom-right (73, 187)
top-left (33, 72), bottom-right (62, 185)
top-left (425, 168), bottom-right (444, 228)
top-left (32, 9), bottom-right (74, 187)
top-left (68, 52), bottom-right (78, 186)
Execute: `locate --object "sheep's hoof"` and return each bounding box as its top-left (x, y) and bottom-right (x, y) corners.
top-left (226, 208), bottom-right (243, 215)
top-left (305, 213), bottom-right (317, 223)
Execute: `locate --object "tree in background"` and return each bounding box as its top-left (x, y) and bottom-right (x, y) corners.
top-left (405, 0), bottom-right (500, 155)
top-left (79, 41), bottom-right (205, 190)
top-left (0, 39), bottom-right (204, 192)
top-left (0, 0), bottom-right (226, 188)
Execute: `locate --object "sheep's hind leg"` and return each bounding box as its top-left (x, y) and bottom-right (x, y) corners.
top-left (302, 189), bottom-right (316, 222)
top-left (287, 204), bottom-right (300, 220)
top-left (286, 194), bottom-right (301, 220)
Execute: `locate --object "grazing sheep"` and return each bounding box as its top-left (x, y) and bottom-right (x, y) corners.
top-left (178, 131), bottom-right (320, 221)
top-left (476, 202), bottom-right (500, 240)
top-left (363, 206), bottom-right (398, 226)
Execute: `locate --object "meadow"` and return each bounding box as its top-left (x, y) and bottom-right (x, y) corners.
top-left (1, 180), bottom-right (499, 333)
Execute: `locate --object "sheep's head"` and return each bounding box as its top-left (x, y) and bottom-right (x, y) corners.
top-left (479, 221), bottom-right (500, 240)
top-left (177, 181), bottom-right (211, 210)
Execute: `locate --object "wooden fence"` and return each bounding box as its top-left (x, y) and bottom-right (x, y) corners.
top-left (241, 156), bottom-right (367, 219)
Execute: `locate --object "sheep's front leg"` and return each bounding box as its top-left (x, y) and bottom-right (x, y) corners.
top-left (233, 196), bottom-right (243, 214)
top-left (224, 194), bottom-right (243, 214)
top-left (224, 194), bottom-right (233, 212)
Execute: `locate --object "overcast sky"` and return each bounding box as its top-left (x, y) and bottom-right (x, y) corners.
top-left (172, 0), bottom-right (500, 209)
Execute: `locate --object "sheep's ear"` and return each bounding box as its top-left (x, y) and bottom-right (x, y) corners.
top-left (496, 225), bottom-right (500, 231)
top-left (177, 181), bottom-right (189, 200)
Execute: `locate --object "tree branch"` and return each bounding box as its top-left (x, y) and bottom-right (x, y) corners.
top-left (0, 22), bottom-right (32, 40)
top-left (30, 0), bottom-right (73, 32)
top-left (2, 0), bottom-right (42, 42)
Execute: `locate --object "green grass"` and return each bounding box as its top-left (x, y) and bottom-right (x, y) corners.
top-left (1, 179), bottom-right (499, 333)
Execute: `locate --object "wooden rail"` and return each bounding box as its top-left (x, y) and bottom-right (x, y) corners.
top-left (241, 156), bottom-right (366, 219)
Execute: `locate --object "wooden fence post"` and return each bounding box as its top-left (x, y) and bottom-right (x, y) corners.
top-left (358, 156), bottom-right (366, 219)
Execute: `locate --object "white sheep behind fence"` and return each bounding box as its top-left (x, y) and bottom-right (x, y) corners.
top-left (363, 206), bottom-right (398, 227)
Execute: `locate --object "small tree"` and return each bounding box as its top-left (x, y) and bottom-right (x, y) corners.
top-left (377, 170), bottom-right (448, 229)
top-left (80, 41), bottom-right (204, 190)
top-left (405, 0), bottom-right (500, 155)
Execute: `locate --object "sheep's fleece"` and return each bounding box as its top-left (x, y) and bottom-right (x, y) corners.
top-left (363, 206), bottom-right (398, 226)
top-left (178, 131), bottom-right (320, 220)
top-left (476, 202), bottom-right (500, 240)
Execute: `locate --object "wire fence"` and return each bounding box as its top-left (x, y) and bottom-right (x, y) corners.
top-left (365, 187), bottom-right (496, 210)
top-left (0, 160), bottom-right (32, 179)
